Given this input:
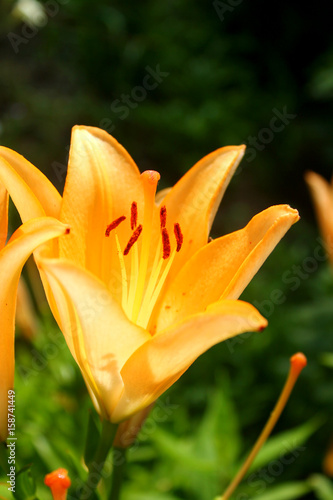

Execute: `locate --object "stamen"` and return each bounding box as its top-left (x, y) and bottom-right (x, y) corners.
top-left (131, 202), bottom-right (138, 230)
top-left (219, 352), bottom-right (307, 500)
top-left (124, 225), bottom-right (143, 256)
top-left (174, 223), bottom-right (183, 252)
top-left (105, 216), bottom-right (126, 236)
top-left (162, 228), bottom-right (171, 259)
top-left (160, 205), bottom-right (167, 228)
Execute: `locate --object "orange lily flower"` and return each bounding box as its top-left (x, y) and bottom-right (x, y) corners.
top-left (305, 171), bottom-right (333, 265)
top-left (0, 126), bottom-right (299, 424)
top-left (0, 180), bottom-right (69, 441)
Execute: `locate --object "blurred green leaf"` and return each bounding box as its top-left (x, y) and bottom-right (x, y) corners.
top-left (308, 474), bottom-right (333, 499)
top-left (253, 481), bottom-right (311, 500)
top-left (249, 416), bottom-right (323, 471)
top-left (84, 411), bottom-right (101, 469)
top-left (13, 466), bottom-right (37, 500)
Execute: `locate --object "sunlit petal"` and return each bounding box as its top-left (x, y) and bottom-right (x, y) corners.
top-left (0, 156), bottom-right (45, 221)
top-left (160, 146), bottom-right (245, 276)
top-left (38, 258), bottom-right (150, 419)
top-left (113, 300), bottom-right (266, 422)
top-left (0, 146), bottom-right (62, 218)
top-left (154, 205), bottom-right (299, 331)
top-left (59, 126), bottom-right (143, 286)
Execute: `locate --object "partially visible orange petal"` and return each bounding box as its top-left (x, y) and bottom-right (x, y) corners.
top-left (305, 171), bottom-right (333, 264)
top-left (0, 147), bottom-right (62, 218)
top-left (161, 146), bottom-right (245, 281)
top-left (0, 182), bottom-right (8, 250)
top-left (59, 126), bottom-right (143, 286)
top-left (112, 300), bottom-right (266, 422)
top-left (0, 156), bottom-right (45, 221)
top-left (155, 187), bottom-right (171, 206)
top-left (154, 205), bottom-right (299, 331)
top-left (38, 258), bottom-right (150, 419)
top-left (0, 217), bottom-right (69, 442)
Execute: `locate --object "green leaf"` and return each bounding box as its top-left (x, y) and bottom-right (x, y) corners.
top-left (195, 382), bottom-right (241, 471)
top-left (251, 481), bottom-right (311, 500)
top-left (12, 466), bottom-right (37, 500)
top-left (249, 416), bottom-right (323, 471)
top-left (308, 474), bottom-right (333, 499)
top-left (84, 410), bottom-right (101, 468)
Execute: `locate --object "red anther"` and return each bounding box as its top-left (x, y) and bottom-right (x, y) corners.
top-left (105, 216), bottom-right (126, 236)
top-left (124, 225), bottom-right (143, 255)
top-left (174, 223), bottom-right (183, 252)
top-left (131, 202), bottom-right (138, 230)
top-left (162, 227), bottom-right (171, 259)
top-left (160, 205), bottom-right (167, 229)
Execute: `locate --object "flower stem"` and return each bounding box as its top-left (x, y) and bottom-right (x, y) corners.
top-left (81, 420), bottom-right (118, 500)
top-left (109, 447), bottom-right (127, 500)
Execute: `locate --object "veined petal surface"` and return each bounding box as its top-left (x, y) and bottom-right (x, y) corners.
top-left (112, 300), bottom-right (266, 422)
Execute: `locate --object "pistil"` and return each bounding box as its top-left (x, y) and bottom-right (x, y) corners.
top-left (219, 353), bottom-right (307, 500)
top-left (131, 171), bottom-right (160, 323)
top-left (105, 177), bottom-right (184, 330)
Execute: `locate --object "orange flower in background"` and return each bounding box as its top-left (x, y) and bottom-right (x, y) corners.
top-left (305, 171), bottom-right (333, 265)
top-left (0, 126), bottom-right (299, 424)
top-left (0, 180), bottom-right (69, 441)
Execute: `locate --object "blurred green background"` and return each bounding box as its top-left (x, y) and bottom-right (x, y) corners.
top-left (0, 0), bottom-right (333, 499)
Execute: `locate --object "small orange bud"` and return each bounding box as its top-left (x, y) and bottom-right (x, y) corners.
top-left (44, 468), bottom-right (71, 500)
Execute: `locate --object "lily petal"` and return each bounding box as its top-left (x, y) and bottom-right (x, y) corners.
top-left (0, 156), bottom-right (45, 221)
top-left (59, 126), bottom-right (143, 285)
top-left (305, 171), bottom-right (333, 263)
top-left (38, 258), bottom-right (150, 419)
top-left (0, 147), bottom-right (62, 218)
top-left (0, 217), bottom-right (69, 442)
top-left (112, 300), bottom-right (266, 422)
top-left (161, 146), bottom-right (245, 279)
top-left (0, 182), bottom-right (8, 250)
top-left (154, 205), bottom-right (299, 331)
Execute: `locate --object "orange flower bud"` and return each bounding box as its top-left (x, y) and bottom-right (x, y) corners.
top-left (44, 468), bottom-right (71, 500)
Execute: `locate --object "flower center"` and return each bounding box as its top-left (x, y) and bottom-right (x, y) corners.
top-left (105, 170), bottom-right (183, 330)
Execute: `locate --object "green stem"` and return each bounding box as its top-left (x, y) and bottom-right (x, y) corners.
top-left (109, 448), bottom-right (127, 500)
top-left (81, 420), bottom-right (118, 500)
